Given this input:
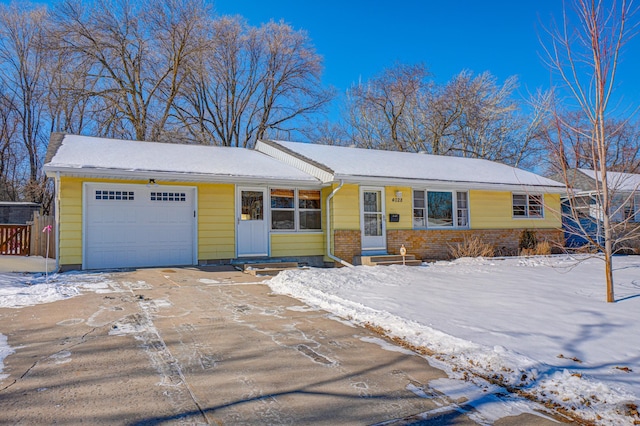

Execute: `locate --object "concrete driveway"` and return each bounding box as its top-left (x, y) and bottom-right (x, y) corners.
top-left (0, 255), bottom-right (56, 273)
top-left (0, 266), bottom-right (563, 425)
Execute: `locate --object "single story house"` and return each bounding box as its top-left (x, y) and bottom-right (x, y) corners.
top-left (556, 168), bottom-right (640, 247)
top-left (44, 133), bottom-right (566, 270)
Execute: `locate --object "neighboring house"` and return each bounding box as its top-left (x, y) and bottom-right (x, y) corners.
top-left (556, 168), bottom-right (640, 247)
top-left (44, 133), bottom-right (566, 271)
top-left (0, 202), bottom-right (40, 224)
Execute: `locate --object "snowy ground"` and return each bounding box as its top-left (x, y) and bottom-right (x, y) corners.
top-left (268, 255), bottom-right (640, 426)
top-left (1, 255), bottom-right (639, 425)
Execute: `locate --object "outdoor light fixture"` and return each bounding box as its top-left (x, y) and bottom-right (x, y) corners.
top-left (147, 178), bottom-right (158, 187)
top-left (395, 190), bottom-right (402, 198)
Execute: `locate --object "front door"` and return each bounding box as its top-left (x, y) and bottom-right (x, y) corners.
top-left (361, 187), bottom-right (386, 252)
top-left (237, 188), bottom-right (268, 257)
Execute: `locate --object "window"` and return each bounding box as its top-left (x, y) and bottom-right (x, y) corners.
top-left (298, 189), bottom-right (321, 230)
top-left (271, 189), bottom-right (295, 229)
top-left (513, 194), bottom-right (544, 218)
top-left (95, 190), bottom-right (134, 201)
top-left (413, 190), bottom-right (469, 228)
top-left (413, 190), bottom-right (426, 228)
top-left (457, 192), bottom-right (469, 227)
top-left (150, 192), bottom-right (186, 202)
top-left (428, 191), bottom-right (453, 227)
top-left (241, 191), bottom-right (264, 220)
top-left (271, 189), bottom-right (321, 231)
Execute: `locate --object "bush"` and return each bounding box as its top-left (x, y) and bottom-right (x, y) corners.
top-left (535, 240), bottom-right (551, 255)
top-left (518, 230), bottom-right (552, 256)
top-left (519, 229), bottom-right (537, 250)
top-left (449, 236), bottom-right (495, 258)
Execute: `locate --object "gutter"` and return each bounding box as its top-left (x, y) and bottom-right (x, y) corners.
top-left (43, 166), bottom-right (320, 187)
top-left (326, 180), bottom-right (353, 267)
top-left (330, 174), bottom-right (567, 194)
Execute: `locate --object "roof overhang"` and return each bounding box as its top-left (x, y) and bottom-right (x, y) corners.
top-left (43, 166), bottom-right (324, 187)
top-left (331, 174), bottom-right (567, 193)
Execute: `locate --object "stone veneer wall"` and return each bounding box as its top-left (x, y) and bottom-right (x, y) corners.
top-left (333, 228), bottom-right (564, 263)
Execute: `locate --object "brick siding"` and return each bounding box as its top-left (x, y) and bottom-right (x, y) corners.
top-left (332, 228), bottom-right (564, 263)
top-left (334, 230), bottom-right (361, 263)
top-left (388, 228), bottom-right (564, 260)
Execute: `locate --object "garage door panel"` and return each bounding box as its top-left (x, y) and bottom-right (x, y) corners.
top-left (85, 184), bottom-right (195, 269)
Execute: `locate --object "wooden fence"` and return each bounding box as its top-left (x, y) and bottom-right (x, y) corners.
top-left (0, 224), bottom-right (31, 255)
top-left (29, 212), bottom-right (55, 258)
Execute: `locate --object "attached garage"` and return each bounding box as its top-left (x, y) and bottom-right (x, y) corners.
top-left (84, 183), bottom-right (197, 269)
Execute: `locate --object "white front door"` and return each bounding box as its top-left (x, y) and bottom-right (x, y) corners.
top-left (361, 187), bottom-right (386, 252)
top-left (237, 187), bottom-right (269, 257)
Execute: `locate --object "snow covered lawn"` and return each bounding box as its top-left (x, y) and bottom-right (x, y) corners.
top-left (268, 255), bottom-right (640, 425)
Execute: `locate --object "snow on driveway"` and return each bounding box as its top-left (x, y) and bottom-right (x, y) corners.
top-left (1, 255), bottom-right (639, 424)
top-left (268, 254), bottom-right (640, 426)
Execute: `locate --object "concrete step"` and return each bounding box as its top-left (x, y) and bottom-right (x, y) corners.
top-left (372, 259), bottom-right (423, 267)
top-left (242, 262), bottom-right (307, 276)
top-left (359, 254), bottom-right (418, 266)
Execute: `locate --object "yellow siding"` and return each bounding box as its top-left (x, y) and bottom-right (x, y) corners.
top-left (325, 183), bottom-right (360, 230)
top-left (197, 183), bottom-right (235, 259)
top-left (470, 190), bottom-right (562, 229)
top-left (325, 184), bottom-right (412, 231)
top-left (58, 177), bottom-right (83, 265)
top-left (385, 186), bottom-right (412, 230)
top-left (271, 233), bottom-right (324, 257)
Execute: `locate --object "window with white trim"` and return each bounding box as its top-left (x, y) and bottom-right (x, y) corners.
top-left (413, 190), bottom-right (469, 228)
top-left (150, 191), bottom-right (186, 202)
top-left (512, 194), bottom-right (543, 218)
top-left (456, 191), bottom-right (469, 227)
top-left (270, 189), bottom-right (321, 231)
top-left (95, 190), bottom-right (134, 201)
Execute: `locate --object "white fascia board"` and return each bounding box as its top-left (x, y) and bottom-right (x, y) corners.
top-left (332, 174), bottom-right (568, 194)
top-left (256, 140), bottom-right (335, 183)
top-left (44, 166), bottom-right (324, 187)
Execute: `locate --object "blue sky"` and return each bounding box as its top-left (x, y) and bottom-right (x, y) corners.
top-left (215, 0), bottom-right (640, 110)
top-left (5, 0), bottom-right (639, 114)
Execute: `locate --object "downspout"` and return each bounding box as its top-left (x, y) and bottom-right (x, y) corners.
top-left (54, 172), bottom-right (61, 272)
top-left (326, 180), bottom-right (353, 267)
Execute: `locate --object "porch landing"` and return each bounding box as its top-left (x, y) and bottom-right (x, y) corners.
top-left (355, 254), bottom-right (423, 267)
top-left (241, 261), bottom-right (309, 276)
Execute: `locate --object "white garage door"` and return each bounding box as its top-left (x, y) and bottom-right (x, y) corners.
top-left (85, 183), bottom-right (196, 269)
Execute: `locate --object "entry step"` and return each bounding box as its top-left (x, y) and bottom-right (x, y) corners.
top-left (242, 262), bottom-right (308, 276)
top-left (357, 254), bottom-right (423, 267)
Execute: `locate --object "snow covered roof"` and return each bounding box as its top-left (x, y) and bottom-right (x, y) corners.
top-left (257, 140), bottom-right (566, 192)
top-left (44, 134), bottom-right (320, 184)
top-left (578, 168), bottom-right (640, 192)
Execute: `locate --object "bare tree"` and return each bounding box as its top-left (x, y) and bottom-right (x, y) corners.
top-left (344, 63), bottom-right (430, 151)
top-left (0, 2), bottom-right (50, 202)
top-left (0, 85), bottom-right (21, 200)
top-left (342, 65), bottom-right (548, 168)
top-left (543, 109), bottom-right (640, 175)
top-left (50, 0), bottom-right (210, 141)
top-left (176, 16), bottom-right (332, 147)
top-left (542, 0), bottom-right (639, 302)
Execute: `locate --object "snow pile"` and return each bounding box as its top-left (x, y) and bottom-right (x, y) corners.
top-left (0, 271), bottom-right (118, 308)
top-left (268, 255), bottom-right (640, 425)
